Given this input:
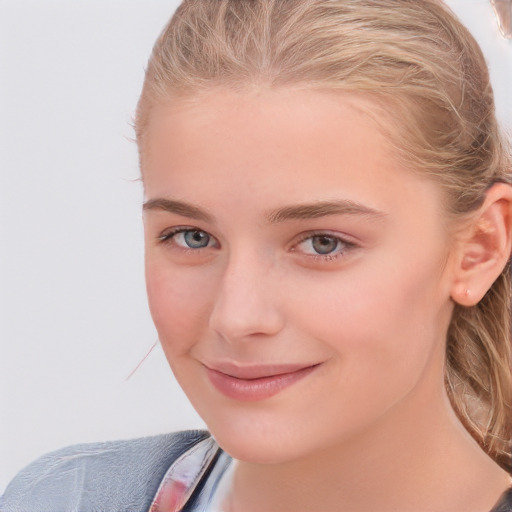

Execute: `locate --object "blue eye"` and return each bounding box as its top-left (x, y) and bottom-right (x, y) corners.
top-left (294, 232), bottom-right (354, 258)
top-left (310, 235), bottom-right (340, 255)
top-left (183, 230), bottom-right (210, 248)
top-left (158, 228), bottom-right (216, 249)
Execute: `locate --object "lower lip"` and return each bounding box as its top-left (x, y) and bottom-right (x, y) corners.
top-left (205, 365), bottom-right (319, 402)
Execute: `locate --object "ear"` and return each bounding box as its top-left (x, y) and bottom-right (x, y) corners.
top-left (450, 183), bottom-right (512, 307)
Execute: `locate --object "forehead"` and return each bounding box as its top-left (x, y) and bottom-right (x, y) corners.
top-left (141, 88), bottom-right (443, 221)
top-left (143, 88), bottom-right (393, 179)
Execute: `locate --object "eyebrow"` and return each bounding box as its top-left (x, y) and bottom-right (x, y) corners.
top-left (266, 200), bottom-right (385, 223)
top-left (143, 198), bottom-right (385, 224)
top-left (143, 198), bottom-right (213, 222)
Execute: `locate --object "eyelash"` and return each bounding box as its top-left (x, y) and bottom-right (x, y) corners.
top-left (157, 227), bottom-right (357, 261)
top-left (157, 226), bottom-right (219, 251)
top-left (291, 231), bottom-right (357, 261)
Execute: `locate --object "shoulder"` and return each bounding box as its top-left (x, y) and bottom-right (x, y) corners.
top-left (0, 430), bottom-right (210, 512)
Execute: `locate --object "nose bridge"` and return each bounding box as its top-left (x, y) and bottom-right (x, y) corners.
top-left (209, 245), bottom-right (284, 341)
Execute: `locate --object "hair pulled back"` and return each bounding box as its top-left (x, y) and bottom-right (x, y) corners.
top-left (136, 0), bottom-right (512, 471)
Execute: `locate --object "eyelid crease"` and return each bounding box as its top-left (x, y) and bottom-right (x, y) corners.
top-left (292, 229), bottom-right (359, 248)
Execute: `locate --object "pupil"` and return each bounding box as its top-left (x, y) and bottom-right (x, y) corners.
top-left (312, 236), bottom-right (338, 255)
top-left (184, 230), bottom-right (209, 248)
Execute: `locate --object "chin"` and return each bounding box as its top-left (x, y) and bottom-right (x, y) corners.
top-left (201, 409), bottom-right (324, 465)
top-left (212, 430), bottom-right (298, 464)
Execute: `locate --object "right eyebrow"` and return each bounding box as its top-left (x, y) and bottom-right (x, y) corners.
top-left (142, 198), bottom-right (214, 223)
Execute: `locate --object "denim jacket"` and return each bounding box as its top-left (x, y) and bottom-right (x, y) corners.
top-left (2, 430), bottom-right (511, 512)
top-left (0, 430), bottom-right (231, 512)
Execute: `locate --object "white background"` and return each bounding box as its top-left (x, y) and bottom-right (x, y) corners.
top-left (1, 0), bottom-right (511, 494)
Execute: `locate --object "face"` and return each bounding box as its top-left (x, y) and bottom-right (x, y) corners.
top-left (142, 89), bottom-right (457, 464)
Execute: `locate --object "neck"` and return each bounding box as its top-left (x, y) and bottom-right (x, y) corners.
top-left (227, 387), bottom-right (510, 512)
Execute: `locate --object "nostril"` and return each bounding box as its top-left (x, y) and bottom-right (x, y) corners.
top-left (209, 303), bottom-right (285, 343)
top-left (207, 256), bottom-right (285, 341)
top-left (208, 287), bottom-right (284, 342)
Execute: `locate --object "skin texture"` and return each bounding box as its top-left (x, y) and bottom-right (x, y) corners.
top-left (142, 89), bottom-right (511, 512)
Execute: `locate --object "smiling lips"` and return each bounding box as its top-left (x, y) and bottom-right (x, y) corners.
top-left (205, 363), bottom-right (320, 401)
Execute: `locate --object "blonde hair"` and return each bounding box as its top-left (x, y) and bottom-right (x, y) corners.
top-left (136, 0), bottom-right (512, 471)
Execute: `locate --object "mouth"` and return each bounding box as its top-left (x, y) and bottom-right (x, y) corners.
top-left (204, 362), bottom-right (321, 402)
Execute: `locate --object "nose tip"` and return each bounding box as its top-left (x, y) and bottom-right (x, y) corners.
top-left (208, 260), bottom-right (285, 342)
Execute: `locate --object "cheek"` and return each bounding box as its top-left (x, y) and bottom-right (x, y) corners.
top-left (144, 255), bottom-right (216, 354)
top-left (290, 250), bottom-right (449, 369)
top-left (282, 263), bottom-right (450, 436)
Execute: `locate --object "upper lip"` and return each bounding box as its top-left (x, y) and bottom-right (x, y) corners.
top-left (203, 361), bottom-right (320, 380)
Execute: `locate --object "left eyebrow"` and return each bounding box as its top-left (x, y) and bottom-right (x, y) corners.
top-left (266, 200), bottom-right (386, 224)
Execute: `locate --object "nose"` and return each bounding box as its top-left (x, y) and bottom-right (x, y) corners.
top-left (208, 249), bottom-right (285, 342)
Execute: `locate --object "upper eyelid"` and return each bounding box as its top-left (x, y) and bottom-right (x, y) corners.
top-left (157, 226), bottom-right (219, 247)
top-left (155, 226), bottom-right (358, 255)
top-left (157, 227), bottom-right (353, 240)
top-left (290, 231), bottom-right (359, 260)
top-left (292, 230), bottom-right (358, 246)
top-left (158, 225), bottom-right (210, 237)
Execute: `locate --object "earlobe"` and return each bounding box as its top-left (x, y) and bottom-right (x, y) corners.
top-left (450, 183), bottom-right (512, 307)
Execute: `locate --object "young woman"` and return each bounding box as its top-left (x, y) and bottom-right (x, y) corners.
top-left (2, 1), bottom-right (511, 511)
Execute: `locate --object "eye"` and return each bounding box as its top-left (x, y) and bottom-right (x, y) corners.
top-left (182, 230), bottom-right (211, 249)
top-left (293, 232), bottom-right (355, 259)
top-left (158, 227), bottom-right (218, 250)
top-left (310, 235), bottom-right (340, 255)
